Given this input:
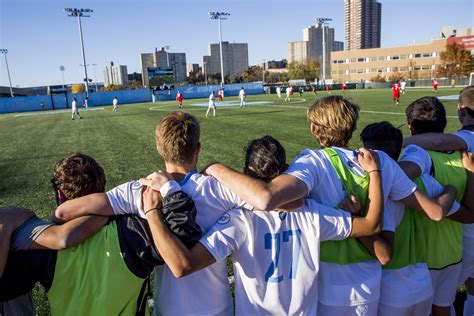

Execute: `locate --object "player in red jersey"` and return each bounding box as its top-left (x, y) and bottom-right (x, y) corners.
top-left (432, 79), bottom-right (439, 93)
top-left (217, 89), bottom-right (224, 102)
top-left (342, 82), bottom-right (347, 94)
top-left (326, 84), bottom-right (331, 95)
top-left (391, 81), bottom-right (401, 105)
top-left (312, 85), bottom-right (317, 95)
top-left (176, 91), bottom-right (183, 108)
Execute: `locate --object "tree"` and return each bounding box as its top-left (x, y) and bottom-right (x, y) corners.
top-left (71, 84), bottom-right (85, 94)
top-left (287, 60), bottom-right (320, 81)
top-left (436, 43), bottom-right (474, 79)
top-left (101, 84), bottom-right (125, 92)
top-left (388, 72), bottom-right (405, 82)
top-left (369, 74), bottom-right (386, 82)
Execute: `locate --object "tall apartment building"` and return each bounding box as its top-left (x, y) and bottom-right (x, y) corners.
top-left (203, 42), bottom-right (249, 77)
top-left (140, 47), bottom-right (187, 87)
top-left (344, 0), bottom-right (381, 50)
top-left (103, 62), bottom-right (128, 86)
top-left (186, 64), bottom-right (200, 77)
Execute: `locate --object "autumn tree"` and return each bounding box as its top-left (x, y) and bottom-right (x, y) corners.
top-left (369, 74), bottom-right (386, 82)
top-left (436, 43), bottom-right (474, 79)
top-left (287, 60), bottom-right (320, 81)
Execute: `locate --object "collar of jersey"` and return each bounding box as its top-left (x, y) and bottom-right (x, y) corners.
top-left (179, 170), bottom-right (197, 186)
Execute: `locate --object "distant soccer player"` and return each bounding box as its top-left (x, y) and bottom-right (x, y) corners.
top-left (400, 80), bottom-right (407, 95)
top-left (84, 97), bottom-right (89, 109)
top-left (284, 86), bottom-right (292, 102)
top-left (326, 84), bottom-right (331, 95)
top-left (71, 97), bottom-right (82, 120)
top-left (206, 91), bottom-right (216, 117)
top-left (392, 81), bottom-right (401, 105)
top-left (276, 86), bottom-right (282, 98)
top-left (113, 97), bottom-right (118, 112)
top-left (312, 85), bottom-right (317, 95)
top-left (176, 91), bottom-right (183, 108)
top-left (290, 85), bottom-right (294, 98)
top-left (342, 82), bottom-right (347, 94)
top-left (432, 79), bottom-right (439, 93)
top-left (239, 87), bottom-right (246, 108)
top-left (299, 86), bottom-right (304, 97)
top-left (217, 89), bottom-right (224, 103)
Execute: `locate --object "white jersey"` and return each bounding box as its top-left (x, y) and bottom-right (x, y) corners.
top-left (209, 94), bottom-right (215, 106)
top-left (113, 99), bottom-right (118, 106)
top-left (71, 100), bottom-right (77, 111)
top-left (286, 147), bottom-right (416, 306)
top-left (106, 172), bottom-right (251, 316)
top-left (286, 88), bottom-right (291, 96)
top-left (200, 199), bottom-right (352, 315)
top-left (239, 89), bottom-right (245, 100)
top-left (276, 87), bottom-right (281, 94)
top-left (400, 81), bottom-right (406, 90)
top-left (380, 174), bottom-right (460, 308)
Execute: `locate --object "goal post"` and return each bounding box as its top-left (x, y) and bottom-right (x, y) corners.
top-left (469, 72), bottom-right (474, 86)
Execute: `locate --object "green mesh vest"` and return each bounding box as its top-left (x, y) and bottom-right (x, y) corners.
top-left (414, 150), bottom-right (466, 269)
top-left (383, 177), bottom-right (428, 270)
top-left (320, 147), bottom-right (374, 264)
top-left (48, 220), bottom-right (146, 315)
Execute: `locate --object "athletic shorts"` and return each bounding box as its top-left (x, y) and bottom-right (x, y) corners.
top-left (430, 263), bottom-right (462, 307)
top-left (0, 292), bottom-right (35, 316)
top-left (378, 298), bottom-right (431, 316)
top-left (318, 301), bottom-right (378, 316)
top-left (11, 216), bottom-right (54, 250)
top-left (459, 236), bottom-right (474, 284)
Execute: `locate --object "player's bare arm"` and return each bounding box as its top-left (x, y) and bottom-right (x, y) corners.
top-left (0, 207), bottom-right (35, 277)
top-left (398, 161), bottom-right (422, 179)
top-left (402, 133), bottom-right (467, 151)
top-left (205, 163), bottom-right (308, 211)
top-left (446, 152), bottom-right (474, 224)
top-left (54, 193), bottom-right (113, 222)
top-left (143, 186), bottom-right (215, 278)
top-left (358, 232), bottom-right (394, 266)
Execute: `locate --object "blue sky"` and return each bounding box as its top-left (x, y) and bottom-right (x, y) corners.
top-left (0, 0), bottom-right (472, 87)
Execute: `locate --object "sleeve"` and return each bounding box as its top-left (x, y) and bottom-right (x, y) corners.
top-left (380, 152), bottom-right (417, 201)
top-left (382, 199), bottom-right (399, 232)
top-left (453, 130), bottom-right (474, 153)
top-left (285, 150), bottom-right (319, 194)
top-left (208, 178), bottom-right (254, 211)
top-left (399, 144), bottom-right (433, 174)
top-left (10, 216), bottom-right (54, 250)
top-left (106, 180), bottom-right (144, 218)
top-left (199, 209), bottom-right (248, 262)
top-left (421, 174), bottom-right (460, 216)
top-left (305, 200), bottom-right (352, 242)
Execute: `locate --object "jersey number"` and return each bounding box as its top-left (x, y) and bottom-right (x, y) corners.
top-left (264, 229), bottom-right (302, 283)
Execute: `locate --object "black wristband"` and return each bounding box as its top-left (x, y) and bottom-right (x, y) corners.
top-left (368, 169), bottom-right (382, 174)
top-left (144, 207), bottom-right (160, 215)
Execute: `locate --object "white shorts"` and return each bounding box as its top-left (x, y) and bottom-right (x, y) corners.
top-left (460, 236), bottom-right (474, 284)
top-left (430, 263), bottom-right (462, 307)
top-left (378, 298), bottom-right (431, 316)
top-left (208, 103), bottom-right (215, 108)
top-left (318, 301), bottom-right (378, 316)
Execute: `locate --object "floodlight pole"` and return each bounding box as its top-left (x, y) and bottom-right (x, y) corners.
top-left (65, 8), bottom-right (93, 98)
top-left (92, 63), bottom-right (98, 91)
top-left (1, 49), bottom-right (14, 97)
top-left (262, 59), bottom-right (266, 83)
top-left (203, 61), bottom-right (208, 85)
top-left (316, 18), bottom-right (332, 82)
top-left (209, 12), bottom-right (230, 88)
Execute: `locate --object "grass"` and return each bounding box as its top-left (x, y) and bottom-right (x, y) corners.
top-left (0, 87), bottom-right (463, 314)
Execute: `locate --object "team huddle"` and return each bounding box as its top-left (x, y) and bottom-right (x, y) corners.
top-left (1, 86), bottom-right (474, 316)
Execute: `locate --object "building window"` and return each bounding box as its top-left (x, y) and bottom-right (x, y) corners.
top-left (400, 55), bottom-right (408, 59)
top-left (392, 56), bottom-right (400, 60)
top-left (378, 68), bottom-right (384, 73)
top-left (378, 56), bottom-right (386, 61)
top-left (422, 53), bottom-right (431, 58)
top-left (350, 58), bottom-right (357, 63)
top-left (357, 69), bottom-right (365, 73)
top-left (392, 67), bottom-right (399, 72)
top-left (339, 70), bottom-right (344, 74)
top-left (370, 57), bottom-right (377, 61)
top-left (414, 66), bottom-right (421, 70)
top-left (357, 58), bottom-right (366, 62)
top-left (369, 68), bottom-right (377, 73)
top-left (350, 69), bottom-right (357, 74)
top-left (414, 53), bottom-right (422, 58)
top-left (399, 67), bottom-right (408, 71)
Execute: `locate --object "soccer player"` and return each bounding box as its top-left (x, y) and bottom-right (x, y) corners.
top-left (84, 97), bottom-right (89, 109)
top-left (432, 79), bottom-right (439, 93)
top-left (284, 86), bottom-right (291, 102)
top-left (276, 86), bottom-right (282, 98)
top-left (0, 153), bottom-right (201, 315)
top-left (239, 87), bottom-right (246, 108)
top-left (299, 86), bottom-right (304, 97)
top-left (312, 84), bottom-right (317, 95)
top-left (217, 89), bottom-right (224, 102)
top-left (398, 96), bottom-right (473, 316)
top-left (71, 97), bottom-right (82, 120)
top-left (342, 82), bottom-right (347, 94)
top-left (206, 91), bottom-right (216, 117)
top-left (325, 84), bottom-right (331, 95)
top-left (113, 96), bottom-right (118, 112)
top-left (54, 111), bottom-right (254, 316)
top-left (391, 81), bottom-right (401, 105)
top-left (204, 96), bottom-right (455, 316)
top-left (360, 121), bottom-right (474, 316)
top-left (176, 90), bottom-right (183, 108)
top-left (290, 85), bottom-right (294, 98)
top-left (400, 80), bottom-right (407, 95)
top-left (139, 135), bottom-right (385, 315)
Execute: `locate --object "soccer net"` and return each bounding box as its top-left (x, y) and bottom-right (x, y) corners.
top-left (470, 72), bottom-right (474, 86)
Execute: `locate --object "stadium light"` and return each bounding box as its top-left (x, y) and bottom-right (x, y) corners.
top-left (316, 17), bottom-right (332, 82)
top-left (0, 49), bottom-right (14, 97)
top-left (65, 8), bottom-right (93, 98)
top-left (91, 63), bottom-right (98, 92)
top-left (209, 11), bottom-right (230, 88)
top-left (262, 59), bottom-right (266, 84)
top-left (203, 61), bottom-right (208, 85)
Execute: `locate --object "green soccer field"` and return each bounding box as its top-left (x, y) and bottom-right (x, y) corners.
top-left (0, 87), bottom-right (464, 314)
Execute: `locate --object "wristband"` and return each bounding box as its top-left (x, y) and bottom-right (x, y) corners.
top-left (367, 169), bottom-right (382, 174)
top-left (144, 207), bottom-right (160, 215)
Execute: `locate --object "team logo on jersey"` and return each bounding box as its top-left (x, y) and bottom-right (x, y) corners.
top-left (405, 147), bottom-right (417, 153)
top-left (217, 213), bottom-right (231, 225)
top-left (347, 160), bottom-right (355, 168)
top-left (279, 212), bottom-right (287, 221)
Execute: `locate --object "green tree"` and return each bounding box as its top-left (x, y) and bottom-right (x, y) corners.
top-left (436, 43), bottom-right (474, 78)
top-left (101, 84), bottom-right (125, 92)
top-left (287, 60), bottom-right (320, 81)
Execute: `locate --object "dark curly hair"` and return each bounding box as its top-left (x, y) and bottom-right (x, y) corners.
top-left (405, 96), bottom-right (447, 134)
top-left (244, 136), bottom-right (287, 182)
top-left (360, 121), bottom-right (403, 160)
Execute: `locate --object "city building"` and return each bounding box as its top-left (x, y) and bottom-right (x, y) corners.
top-left (127, 72), bottom-right (142, 82)
top-left (344, 0), bottom-right (381, 50)
top-left (186, 64), bottom-right (200, 77)
top-left (104, 62), bottom-right (128, 86)
top-left (140, 47), bottom-right (187, 87)
top-left (203, 41), bottom-right (249, 77)
top-left (288, 41), bottom-right (310, 64)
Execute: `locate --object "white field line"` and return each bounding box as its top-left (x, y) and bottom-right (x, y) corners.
top-left (15, 108), bottom-right (105, 117)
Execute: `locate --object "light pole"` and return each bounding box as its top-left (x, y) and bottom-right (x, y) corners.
top-left (0, 49), bottom-right (14, 97)
top-left (209, 11), bottom-right (230, 88)
top-left (59, 65), bottom-right (66, 88)
top-left (316, 18), bottom-right (332, 82)
top-left (203, 61), bottom-right (208, 85)
top-left (65, 8), bottom-right (93, 98)
top-left (91, 64), bottom-right (98, 91)
top-left (262, 59), bottom-right (266, 83)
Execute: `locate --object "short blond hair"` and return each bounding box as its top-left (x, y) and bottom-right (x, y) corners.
top-left (155, 111), bottom-right (200, 164)
top-left (307, 96), bottom-right (360, 147)
top-left (459, 85), bottom-right (474, 110)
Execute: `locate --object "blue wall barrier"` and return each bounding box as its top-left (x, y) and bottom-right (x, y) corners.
top-left (0, 82), bottom-right (264, 114)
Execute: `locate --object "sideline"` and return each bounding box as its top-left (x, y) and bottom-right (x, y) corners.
top-left (15, 108), bottom-right (105, 117)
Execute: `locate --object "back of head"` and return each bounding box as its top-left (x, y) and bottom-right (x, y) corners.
top-left (307, 95), bottom-right (359, 147)
top-left (360, 121), bottom-right (403, 160)
top-left (155, 111), bottom-right (200, 165)
top-left (405, 96), bottom-right (447, 134)
top-left (459, 85), bottom-right (474, 117)
top-left (244, 136), bottom-right (287, 183)
top-left (52, 153), bottom-right (106, 200)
